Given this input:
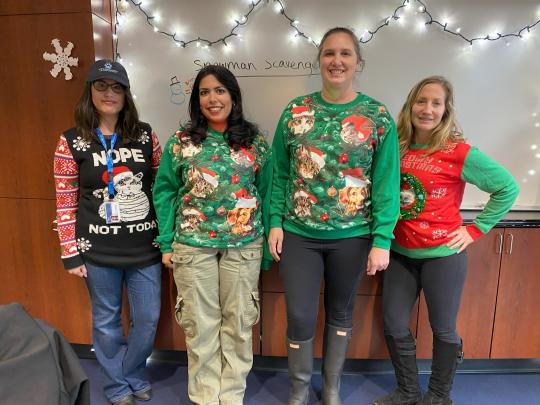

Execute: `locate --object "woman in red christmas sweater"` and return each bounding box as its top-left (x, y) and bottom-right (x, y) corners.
top-left (373, 76), bottom-right (519, 405)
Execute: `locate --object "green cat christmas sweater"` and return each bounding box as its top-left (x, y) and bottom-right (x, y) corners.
top-left (153, 128), bottom-right (273, 269)
top-left (270, 91), bottom-right (400, 249)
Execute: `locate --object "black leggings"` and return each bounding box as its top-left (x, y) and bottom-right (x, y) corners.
top-left (279, 231), bottom-right (370, 341)
top-left (383, 251), bottom-right (467, 345)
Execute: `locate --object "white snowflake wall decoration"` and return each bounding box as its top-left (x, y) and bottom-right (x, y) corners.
top-left (42, 38), bottom-right (79, 80)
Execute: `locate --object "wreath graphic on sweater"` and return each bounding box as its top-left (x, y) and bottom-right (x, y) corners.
top-left (399, 173), bottom-right (426, 220)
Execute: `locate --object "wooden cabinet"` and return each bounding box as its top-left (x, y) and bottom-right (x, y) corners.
top-left (0, 0), bottom-right (112, 345)
top-left (416, 231), bottom-right (502, 358)
top-left (261, 227), bottom-right (540, 360)
top-left (491, 228), bottom-right (540, 358)
top-left (416, 227), bottom-right (540, 359)
top-left (260, 264), bottom-right (418, 359)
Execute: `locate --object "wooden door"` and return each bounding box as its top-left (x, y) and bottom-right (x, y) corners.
top-left (491, 228), bottom-right (540, 358)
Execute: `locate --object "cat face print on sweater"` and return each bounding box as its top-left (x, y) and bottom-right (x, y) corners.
top-left (188, 166), bottom-right (219, 198)
top-left (296, 145), bottom-right (326, 179)
top-left (94, 167), bottom-right (150, 222)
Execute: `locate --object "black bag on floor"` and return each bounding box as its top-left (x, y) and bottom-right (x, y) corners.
top-left (0, 303), bottom-right (90, 405)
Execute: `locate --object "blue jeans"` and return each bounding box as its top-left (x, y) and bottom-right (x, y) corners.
top-left (85, 262), bottom-right (162, 402)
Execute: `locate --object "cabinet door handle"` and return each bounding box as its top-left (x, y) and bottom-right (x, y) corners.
top-left (495, 233), bottom-right (503, 254)
top-left (504, 233), bottom-right (514, 255)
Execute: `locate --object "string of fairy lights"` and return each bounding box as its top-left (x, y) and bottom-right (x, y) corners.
top-left (113, 0), bottom-right (539, 185)
top-left (113, 0), bottom-right (540, 60)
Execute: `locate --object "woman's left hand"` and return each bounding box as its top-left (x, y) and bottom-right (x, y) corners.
top-left (446, 226), bottom-right (474, 253)
top-left (366, 247), bottom-right (390, 276)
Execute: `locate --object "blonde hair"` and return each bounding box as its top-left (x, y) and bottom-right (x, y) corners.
top-left (397, 76), bottom-right (464, 157)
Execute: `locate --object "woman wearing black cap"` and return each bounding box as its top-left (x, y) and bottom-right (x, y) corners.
top-left (53, 59), bottom-right (163, 405)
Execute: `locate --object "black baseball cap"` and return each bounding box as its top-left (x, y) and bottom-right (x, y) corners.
top-left (87, 59), bottom-right (130, 88)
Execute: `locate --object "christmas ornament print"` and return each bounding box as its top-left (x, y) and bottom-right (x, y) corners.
top-left (42, 38), bottom-right (78, 80)
top-left (166, 128), bottom-right (270, 247)
top-left (327, 186), bottom-right (337, 197)
top-left (275, 91), bottom-right (395, 232)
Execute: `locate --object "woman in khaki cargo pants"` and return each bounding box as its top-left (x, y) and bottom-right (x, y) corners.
top-left (153, 65), bottom-right (273, 405)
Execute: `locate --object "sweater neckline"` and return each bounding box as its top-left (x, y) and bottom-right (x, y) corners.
top-left (313, 91), bottom-right (364, 109)
top-left (409, 143), bottom-right (429, 150)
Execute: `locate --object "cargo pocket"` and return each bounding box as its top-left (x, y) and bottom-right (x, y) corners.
top-left (171, 253), bottom-right (194, 265)
top-left (174, 296), bottom-right (184, 326)
top-left (243, 291), bottom-right (260, 328)
top-left (174, 295), bottom-right (196, 338)
top-left (240, 247), bottom-right (262, 262)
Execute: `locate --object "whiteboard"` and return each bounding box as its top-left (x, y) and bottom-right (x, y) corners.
top-left (111, 0), bottom-right (540, 209)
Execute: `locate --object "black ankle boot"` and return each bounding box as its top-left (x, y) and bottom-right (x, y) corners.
top-left (287, 337), bottom-right (314, 405)
top-left (321, 325), bottom-right (351, 405)
top-left (373, 333), bottom-right (422, 405)
top-left (422, 338), bottom-right (463, 405)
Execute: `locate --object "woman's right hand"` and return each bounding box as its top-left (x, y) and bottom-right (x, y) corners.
top-left (268, 227), bottom-right (284, 262)
top-left (68, 265), bottom-right (87, 278)
top-left (162, 252), bottom-right (173, 270)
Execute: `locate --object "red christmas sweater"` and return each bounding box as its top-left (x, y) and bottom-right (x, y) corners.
top-left (392, 142), bottom-right (519, 259)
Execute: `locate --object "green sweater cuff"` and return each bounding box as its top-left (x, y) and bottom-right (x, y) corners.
top-left (372, 236), bottom-right (391, 250)
top-left (156, 236), bottom-right (172, 253)
top-left (270, 216), bottom-right (283, 228)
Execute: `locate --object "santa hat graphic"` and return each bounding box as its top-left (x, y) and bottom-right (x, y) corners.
top-left (294, 190), bottom-right (318, 204)
top-left (101, 166), bottom-right (132, 185)
top-left (199, 167), bottom-right (219, 187)
top-left (341, 115), bottom-right (373, 139)
top-left (340, 168), bottom-right (369, 188)
top-left (182, 208), bottom-right (206, 221)
top-left (309, 147), bottom-right (326, 169)
top-left (291, 104), bottom-right (314, 119)
top-left (231, 188), bottom-right (258, 208)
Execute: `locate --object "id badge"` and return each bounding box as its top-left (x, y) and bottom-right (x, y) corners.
top-left (104, 201), bottom-right (121, 224)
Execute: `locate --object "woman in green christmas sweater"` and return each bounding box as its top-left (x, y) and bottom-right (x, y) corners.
top-left (153, 65), bottom-right (272, 405)
top-left (373, 76), bottom-right (519, 405)
top-left (268, 27), bottom-right (400, 405)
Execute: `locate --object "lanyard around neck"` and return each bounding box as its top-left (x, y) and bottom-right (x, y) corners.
top-left (96, 128), bottom-right (118, 198)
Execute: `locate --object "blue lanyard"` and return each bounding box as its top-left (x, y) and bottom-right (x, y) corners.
top-left (96, 128), bottom-right (118, 198)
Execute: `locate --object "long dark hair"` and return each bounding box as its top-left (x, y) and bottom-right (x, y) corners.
top-left (74, 82), bottom-right (142, 143)
top-left (186, 65), bottom-right (258, 150)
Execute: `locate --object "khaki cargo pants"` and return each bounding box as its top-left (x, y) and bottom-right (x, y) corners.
top-left (171, 237), bottom-right (262, 405)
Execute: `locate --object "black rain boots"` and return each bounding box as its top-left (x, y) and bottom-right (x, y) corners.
top-left (287, 337), bottom-right (314, 405)
top-left (321, 324), bottom-right (352, 405)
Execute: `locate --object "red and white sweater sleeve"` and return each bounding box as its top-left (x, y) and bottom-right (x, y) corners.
top-left (151, 131), bottom-right (162, 178)
top-left (54, 135), bottom-right (83, 270)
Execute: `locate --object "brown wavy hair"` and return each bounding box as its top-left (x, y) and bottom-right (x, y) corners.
top-left (74, 82), bottom-right (142, 143)
top-left (397, 75), bottom-right (464, 157)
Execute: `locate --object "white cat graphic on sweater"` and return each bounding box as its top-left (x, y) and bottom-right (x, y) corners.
top-left (93, 169), bottom-right (149, 222)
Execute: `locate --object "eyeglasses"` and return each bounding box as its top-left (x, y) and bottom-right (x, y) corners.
top-left (92, 80), bottom-right (125, 94)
